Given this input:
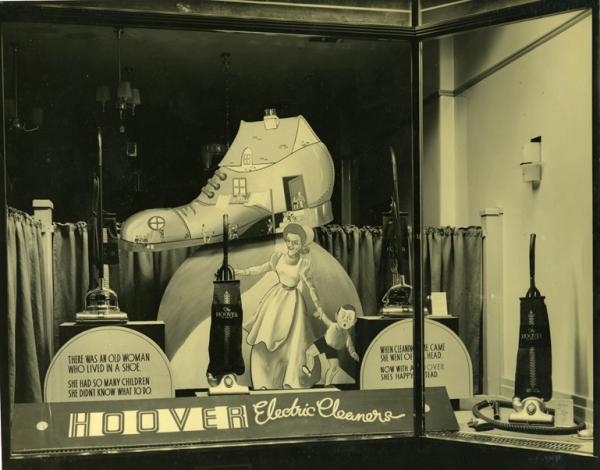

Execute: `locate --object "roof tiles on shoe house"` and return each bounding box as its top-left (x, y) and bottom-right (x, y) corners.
top-left (220, 116), bottom-right (320, 167)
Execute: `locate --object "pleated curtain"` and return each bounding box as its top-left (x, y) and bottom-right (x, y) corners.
top-left (52, 220), bottom-right (196, 325)
top-left (6, 209), bottom-right (50, 410)
top-left (316, 224), bottom-right (484, 393)
top-left (117, 246), bottom-right (198, 321)
top-left (423, 226), bottom-right (484, 392)
top-left (314, 225), bottom-right (383, 314)
top-left (6, 212), bottom-right (195, 410)
top-left (52, 222), bottom-right (89, 350)
top-left (7, 216), bottom-right (483, 408)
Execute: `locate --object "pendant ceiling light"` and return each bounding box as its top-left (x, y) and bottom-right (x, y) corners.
top-left (95, 27), bottom-right (141, 127)
top-left (198, 53), bottom-right (230, 175)
top-left (221, 52), bottom-right (231, 147)
top-left (8, 43), bottom-right (42, 133)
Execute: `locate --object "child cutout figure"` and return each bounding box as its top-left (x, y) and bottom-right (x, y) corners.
top-left (303, 304), bottom-right (360, 386)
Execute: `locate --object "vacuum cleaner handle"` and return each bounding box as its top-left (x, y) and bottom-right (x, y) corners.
top-left (390, 146), bottom-right (401, 212)
top-left (216, 214), bottom-right (235, 281)
top-left (527, 233), bottom-right (541, 298)
top-left (223, 214), bottom-right (229, 270)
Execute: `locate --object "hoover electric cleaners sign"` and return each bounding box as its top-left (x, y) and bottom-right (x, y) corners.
top-left (67, 396), bottom-right (403, 438)
top-left (11, 389), bottom-right (458, 454)
top-left (68, 405), bottom-right (250, 437)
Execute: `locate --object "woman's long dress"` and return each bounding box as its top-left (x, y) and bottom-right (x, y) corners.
top-left (244, 252), bottom-right (314, 389)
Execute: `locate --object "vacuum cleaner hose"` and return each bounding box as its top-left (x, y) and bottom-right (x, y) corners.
top-left (472, 400), bottom-right (586, 435)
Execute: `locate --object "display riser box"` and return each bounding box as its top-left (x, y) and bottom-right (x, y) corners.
top-left (58, 321), bottom-right (166, 352)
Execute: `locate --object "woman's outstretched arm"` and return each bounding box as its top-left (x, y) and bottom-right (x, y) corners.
top-left (300, 258), bottom-right (324, 317)
top-left (235, 252), bottom-right (281, 277)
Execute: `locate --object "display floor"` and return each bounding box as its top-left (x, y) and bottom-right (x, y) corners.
top-left (427, 401), bottom-right (593, 456)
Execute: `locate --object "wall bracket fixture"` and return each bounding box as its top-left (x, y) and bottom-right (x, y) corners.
top-left (520, 136), bottom-right (542, 187)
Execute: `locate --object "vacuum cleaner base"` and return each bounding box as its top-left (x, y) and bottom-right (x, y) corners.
top-left (509, 397), bottom-right (554, 425)
top-left (208, 373), bottom-right (250, 396)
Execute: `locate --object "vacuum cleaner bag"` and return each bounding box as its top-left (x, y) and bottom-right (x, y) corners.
top-left (207, 215), bottom-right (245, 378)
top-left (208, 279), bottom-right (245, 377)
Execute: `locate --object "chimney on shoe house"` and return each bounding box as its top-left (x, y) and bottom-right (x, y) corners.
top-left (264, 108), bottom-right (279, 130)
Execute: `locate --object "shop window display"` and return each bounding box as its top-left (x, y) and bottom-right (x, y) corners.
top-left (0, 1), bottom-right (598, 467)
top-left (2, 19), bottom-right (425, 458)
top-left (422, 10), bottom-right (594, 455)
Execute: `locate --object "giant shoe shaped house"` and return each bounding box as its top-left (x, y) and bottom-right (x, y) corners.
top-left (121, 111), bottom-right (334, 251)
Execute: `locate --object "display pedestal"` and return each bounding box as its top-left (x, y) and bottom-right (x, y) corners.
top-left (356, 314), bottom-right (459, 360)
top-left (356, 314), bottom-right (461, 408)
top-left (59, 321), bottom-right (165, 351)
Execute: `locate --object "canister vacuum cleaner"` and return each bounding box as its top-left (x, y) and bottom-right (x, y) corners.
top-left (471, 234), bottom-right (586, 435)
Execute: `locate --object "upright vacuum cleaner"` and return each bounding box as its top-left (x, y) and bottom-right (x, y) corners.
top-left (207, 214), bottom-right (248, 395)
top-left (471, 234), bottom-right (585, 435)
top-left (76, 127), bottom-right (128, 323)
top-left (510, 233), bottom-right (552, 424)
top-left (380, 147), bottom-right (413, 316)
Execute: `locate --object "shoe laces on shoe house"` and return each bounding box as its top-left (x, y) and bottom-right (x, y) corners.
top-left (175, 169), bottom-right (228, 217)
top-left (201, 168), bottom-right (227, 197)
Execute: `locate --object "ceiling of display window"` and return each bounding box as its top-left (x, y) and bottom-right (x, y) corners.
top-left (419, 0), bottom-right (541, 24)
top-left (5, 22), bottom-right (404, 84)
top-left (20, 1), bottom-right (413, 26)
top-left (3, 22), bottom-right (412, 223)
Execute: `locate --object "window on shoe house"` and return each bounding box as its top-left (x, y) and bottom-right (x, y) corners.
top-left (233, 178), bottom-right (248, 199)
top-left (2, 18), bottom-right (419, 458)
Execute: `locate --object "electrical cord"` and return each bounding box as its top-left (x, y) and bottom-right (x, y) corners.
top-left (472, 400), bottom-right (586, 435)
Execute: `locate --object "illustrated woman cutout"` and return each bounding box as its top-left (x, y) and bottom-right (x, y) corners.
top-left (236, 223), bottom-right (323, 389)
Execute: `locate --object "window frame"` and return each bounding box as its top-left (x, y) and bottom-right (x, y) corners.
top-left (0, 0), bottom-right (597, 466)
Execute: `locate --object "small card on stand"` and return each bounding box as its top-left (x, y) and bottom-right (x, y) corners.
top-left (430, 292), bottom-right (449, 316)
top-left (551, 399), bottom-right (575, 427)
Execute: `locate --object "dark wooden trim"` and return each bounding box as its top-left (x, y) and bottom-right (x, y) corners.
top-left (0, 0), bottom-right (590, 41)
top-left (0, 26), bottom-right (10, 466)
top-left (0, 0), bottom-right (594, 40)
top-left (415, 0), bottom-right (594, 40)
top-left (411, 0), bottom-right (425, 440)
top-left (1, 0), bottom-right (588, 42)
top-left (0, 0), bottom-right (584, 40)
top-left (0, 0), bottom-right (597, 463)
top-left (0, 2), bottom-right (414, 40)
top-left (593, 0), bottom-right (599, 459)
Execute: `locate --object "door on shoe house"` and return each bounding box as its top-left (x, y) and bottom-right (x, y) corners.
top-left (283, 175), bottom-right (308, 211)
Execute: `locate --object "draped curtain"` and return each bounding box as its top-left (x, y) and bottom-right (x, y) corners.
top-left (7, 212), bottom-right (194, 410)
top-left (117, 247), bottom-right (198, 321)
top-left (314, 225), bottom-right (383, 314)
top-left (51, 220), bottom-right (195, 325)
top-left (423, 226), bottom-right (484, 392)
top-left (49, 224), bottom-right (387, 324)
top-left (10, 217), bottom-right (482, 408)
top-left (6, 209), bottom-right (51, 410)
top-left (52, 222), bottom-right (89, 350)
top-left (316, 224), bottom-right (484, 392)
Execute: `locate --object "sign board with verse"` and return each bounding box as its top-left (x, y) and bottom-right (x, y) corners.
top-left (44, 327), bottom-right (174, 402)
top-left (11, 388), bottom-right (458, 455)
top-left (360, 319), bottom-right (472, 398)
